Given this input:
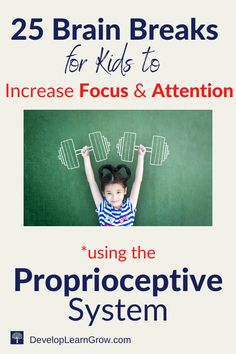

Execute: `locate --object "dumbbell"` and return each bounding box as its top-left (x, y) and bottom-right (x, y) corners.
top-left (116, 132), bottom-right (170, 166)
top-left (58, 131), bottom-right (110, 170)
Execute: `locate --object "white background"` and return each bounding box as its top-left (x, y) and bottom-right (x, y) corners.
top-left (1, 1), bottom-right (235, 353)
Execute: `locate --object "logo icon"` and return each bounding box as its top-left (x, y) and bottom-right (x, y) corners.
top-left (10, 331), bottom-right (24, 345)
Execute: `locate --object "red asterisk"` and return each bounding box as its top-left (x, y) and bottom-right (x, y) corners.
top-left (81, 245), bottom-right (87, 251)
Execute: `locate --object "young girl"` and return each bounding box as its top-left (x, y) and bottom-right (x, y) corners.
top-left (81, 145), bottom-right (146, 226)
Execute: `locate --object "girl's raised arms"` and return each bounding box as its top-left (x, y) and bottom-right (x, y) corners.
top-left (129, 145), bottom-right (146, 209)
top-left (81, 146), bottom-right (103, 209)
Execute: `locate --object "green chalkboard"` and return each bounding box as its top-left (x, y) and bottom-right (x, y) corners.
top-left (24, 110), bottom-right (212, 226)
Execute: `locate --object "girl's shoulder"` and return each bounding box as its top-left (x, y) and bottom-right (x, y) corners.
top-left (123, 197), bottom-right (136, 212)
top-left (96, 197), bottom-right (108, 212)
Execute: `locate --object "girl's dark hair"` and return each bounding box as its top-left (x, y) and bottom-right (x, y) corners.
top-left (98, 164), bottom-right (131, 192)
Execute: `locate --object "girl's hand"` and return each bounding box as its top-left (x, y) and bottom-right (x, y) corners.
top-left (81, 146), bottom-right (90, 159)
top-left (138, 144), bottom-right (146, 157)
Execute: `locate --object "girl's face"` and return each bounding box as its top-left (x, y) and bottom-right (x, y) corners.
top-left (103, 183), bottom-right (127, 209)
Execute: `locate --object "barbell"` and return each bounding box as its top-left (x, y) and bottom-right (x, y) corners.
top-left (116, 132), bottom-right (170, 166)
top-left (58, 131), bottom-right (110, 169)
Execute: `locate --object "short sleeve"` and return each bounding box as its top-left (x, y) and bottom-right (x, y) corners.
top-left (96, 198), bottom-right (107, 214)
top-left (126, 197), bottom-right (136, 214)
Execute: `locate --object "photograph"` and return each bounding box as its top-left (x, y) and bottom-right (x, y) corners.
top-left (24, 110), bottom-right (212, 226)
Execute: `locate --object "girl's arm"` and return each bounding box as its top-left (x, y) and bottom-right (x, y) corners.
top-left (129, 145), bottom-right (146, 209)
top-left (81, 146), bottom-right (103, 209)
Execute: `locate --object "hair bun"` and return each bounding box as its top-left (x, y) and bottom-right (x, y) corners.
top-left (98, 164), bottom-right (114, 181)
top-left (116, 164), bottom-right (131, 182)
top-left (98, 164), bottom-right (131, 182)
